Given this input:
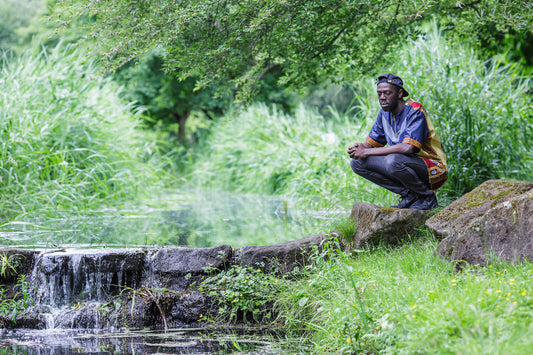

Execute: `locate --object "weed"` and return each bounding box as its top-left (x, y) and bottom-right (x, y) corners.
top-left (200, 264), bottom-right (283, 323)
top-left (0, 275), bottom-right (34, 324)
top-left (0, 253), bottom-right (20, 279)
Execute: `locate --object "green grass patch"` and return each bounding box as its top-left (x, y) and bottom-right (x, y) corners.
top-left (276, 234), bottom-right (533, 354)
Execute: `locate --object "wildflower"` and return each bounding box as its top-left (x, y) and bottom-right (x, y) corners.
top-left (496, 290), bottom-right (502, 293)
top-left (412, 304), bottom-right (417, 309)
top-left (346, 337), bottom-right (351, 344)
top-left (521, 290), bottom-right (527, 296)
top-left (508, 292), bottom-right (512, 296)
top-left (405, 314), bottom-right (410, 318)
top-left (412, 315), bottom-right (416, 319)
top-left (408, 287), bottom-right (412, 291)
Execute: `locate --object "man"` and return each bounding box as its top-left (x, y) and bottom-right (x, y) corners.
top-left (348, 73), bottom-right (447, 210)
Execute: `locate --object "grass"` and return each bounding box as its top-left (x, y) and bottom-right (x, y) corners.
top-left (0, 45), bottom-right (168, 219)
top-left (275, 233), bottom-right (533, 354)
top-left (190, 102), bottom-right (397, 210)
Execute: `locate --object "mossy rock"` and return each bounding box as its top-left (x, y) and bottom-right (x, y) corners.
top-left (427, 179), bottom-right (533, 266)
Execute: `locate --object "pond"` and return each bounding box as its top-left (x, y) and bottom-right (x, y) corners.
top-left (0, 327), bottom-right (305, 354)
top-left (0, 190), bottom-right (347, 248)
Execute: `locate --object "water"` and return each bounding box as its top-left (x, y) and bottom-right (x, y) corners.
top-left (0, 327), bottom-right (302, 354)
top-left (0, 190), bottom-right (346, 248)
top-left (0, 190), bottom-right (346, 354)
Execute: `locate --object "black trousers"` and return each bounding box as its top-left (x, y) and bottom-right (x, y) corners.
top-left (350, 154), bottom-right (433, 197)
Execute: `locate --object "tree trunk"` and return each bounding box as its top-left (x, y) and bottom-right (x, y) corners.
top-left (173, 111), bottom-right (191, 142)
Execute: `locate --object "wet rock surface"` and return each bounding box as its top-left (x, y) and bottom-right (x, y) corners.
top-left (427, 180), bottom-right (533, 265)
top-left (1, 233), bottom-right (337, 330)
top-left (234, 234), bottom-right (334, 273)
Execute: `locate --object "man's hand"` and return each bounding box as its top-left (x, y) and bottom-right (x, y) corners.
top-left (348, 143), bottom-right (368, 159)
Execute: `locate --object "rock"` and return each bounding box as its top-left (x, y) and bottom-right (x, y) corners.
top-left (234, 234), bottom-right (335, 273)
top-left (150, 245), bottom-right (233, 289)
top-left (0, 249), bottom-right (38, 284)
top-left (427, 180), bottom-right (533, 265)
top-left (348, 202), bottom-right (431, 249)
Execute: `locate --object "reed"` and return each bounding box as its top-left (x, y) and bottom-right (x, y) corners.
top-left (0, 46), bottom-right (166, 218)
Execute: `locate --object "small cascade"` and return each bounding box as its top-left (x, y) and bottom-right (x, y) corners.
top-left (29, 249), bottom-right (146, 308)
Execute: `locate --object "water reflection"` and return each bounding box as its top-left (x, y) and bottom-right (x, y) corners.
top-left (0, 190), bottom-right (346, 248)
top-left (0, 327), bottom-right (300, 354)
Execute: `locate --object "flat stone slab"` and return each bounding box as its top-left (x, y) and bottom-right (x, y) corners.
top-left (234, 234), bottom-right (335, 273)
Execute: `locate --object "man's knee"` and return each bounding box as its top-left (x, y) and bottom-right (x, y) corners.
top-left (384, 154), bottom-right (406, 174)
top-left (350, 158), bottom-right (364, 174)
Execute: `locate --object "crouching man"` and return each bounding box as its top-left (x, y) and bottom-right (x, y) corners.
top-left (348, 74), bottom-right (448, 210)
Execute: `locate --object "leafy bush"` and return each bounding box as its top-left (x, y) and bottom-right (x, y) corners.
top-left (200, 263), bottom-right (282, 323)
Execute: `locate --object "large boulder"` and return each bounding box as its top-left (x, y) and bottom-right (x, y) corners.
top-left (348, 202), bottom-right (432, 249)
top-left (427, 180), bottom-right (533, 265)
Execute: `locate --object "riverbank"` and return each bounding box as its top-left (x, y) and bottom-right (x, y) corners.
top-left (276, 233), bottom-right (533, 354)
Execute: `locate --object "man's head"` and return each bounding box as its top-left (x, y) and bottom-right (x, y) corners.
top-left (376, 74), bottom-right (409, 112)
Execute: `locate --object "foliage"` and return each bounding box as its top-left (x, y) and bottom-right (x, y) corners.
top-left (190, 25), bottom-right (533, 207)
top-left (0, 253), bottom-right (20, 279)
top-left (114, 50), bottom-right (232, 142)
top-left (394, 24), bottom-right (533, 195)
top-left (276, 234), bottom-right (533, 354)
top-left (55, 0), bottom-right (533, 98)
top-left (0, 0), bottom-right (45, 53)
top-left (0, 275), bottom-right (34, 324)
top-left (200, 263), bottom-right (283, 323)
top-left (328, 216), bottom-right (357, 244)
top-left (0, 45), bottom-right (167, 217)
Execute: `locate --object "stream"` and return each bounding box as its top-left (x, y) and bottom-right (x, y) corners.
top-left (1, 190), bottom-right (345, 354)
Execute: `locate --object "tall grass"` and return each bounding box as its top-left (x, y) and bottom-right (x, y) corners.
top-left (277, 236), bottom-right (533, 354)
top-left (394, 24), bottom-right (533, 196)
top-left (0, 46), bottom-right (165, 217)
top-left (190, 24), bottom-right (532, 208)
top-left (190, 102), bottom-right (395, 210)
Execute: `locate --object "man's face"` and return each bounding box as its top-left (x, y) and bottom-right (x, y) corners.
top-left (377, 83), bottom-right (402, 112)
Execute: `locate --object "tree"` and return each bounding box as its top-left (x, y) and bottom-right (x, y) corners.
top-left (55, 0), bottom-right (533, 98)
top-left (115, 50), bottom-right (232, 142)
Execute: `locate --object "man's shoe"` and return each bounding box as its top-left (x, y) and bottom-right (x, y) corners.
top-left (410, 193), bottom-right (438, 210)
top-left (390, 192), bottom-right (417, 209)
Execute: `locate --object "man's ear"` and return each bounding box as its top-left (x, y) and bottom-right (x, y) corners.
top-left (397, 88), bottom-right (404, 98)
